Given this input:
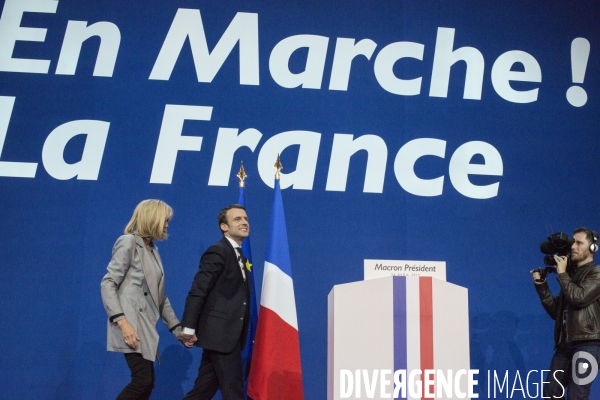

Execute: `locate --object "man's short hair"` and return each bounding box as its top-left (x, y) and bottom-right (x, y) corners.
top-left (574, 227), bottom-right (598, 246)
top-left (218, 204), bottom-right (246, 234)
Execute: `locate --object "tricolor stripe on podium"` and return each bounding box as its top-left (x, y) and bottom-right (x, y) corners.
top-left (393, 276), bottom-right (469, 399)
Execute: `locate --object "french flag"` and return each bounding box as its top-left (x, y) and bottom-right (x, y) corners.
top-left (247, 179), bottom-right (304, 400)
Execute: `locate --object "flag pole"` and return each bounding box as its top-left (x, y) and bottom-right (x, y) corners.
top-left (237, 161), bottom-right (257, 400)
top-left (237, 161), bottom-right (247, 188)
top-left (273, 153), bottom-right (282, 180)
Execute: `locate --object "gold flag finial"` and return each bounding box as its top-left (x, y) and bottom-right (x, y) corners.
top-left (274, 154), bottom-right (282, 180)
top-left (237, 162), bottom-right (247, 188)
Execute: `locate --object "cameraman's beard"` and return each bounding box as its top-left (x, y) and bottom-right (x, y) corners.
top-left (571, 250), bottom-right (589, 265)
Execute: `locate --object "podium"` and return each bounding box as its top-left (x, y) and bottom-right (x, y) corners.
top-left (327, 276), bottom-right (470, 400)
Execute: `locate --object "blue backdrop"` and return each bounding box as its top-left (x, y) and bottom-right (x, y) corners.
top-left (1, 0), bottom-right (599, 398)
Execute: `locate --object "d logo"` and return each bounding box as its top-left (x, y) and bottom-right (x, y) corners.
top-left (572, 351), bottom-right (599, 386)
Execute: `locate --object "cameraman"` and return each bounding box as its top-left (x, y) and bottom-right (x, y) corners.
top-left (532, 228), bottom-right (600, 399)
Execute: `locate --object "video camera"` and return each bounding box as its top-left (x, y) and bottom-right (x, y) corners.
top-left (531, 232), bottom-right (574, 282)
top-left (541, 232), bottom-right (574, 266)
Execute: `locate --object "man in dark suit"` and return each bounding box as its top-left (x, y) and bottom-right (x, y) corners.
top-left (179, 204), bottom-right (251, 400)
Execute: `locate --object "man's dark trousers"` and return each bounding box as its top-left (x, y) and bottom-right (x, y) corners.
top-left (544, 342), bottom-right (600, 400)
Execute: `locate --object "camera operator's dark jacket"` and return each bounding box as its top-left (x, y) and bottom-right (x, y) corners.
top-left (535, 261), bottom-right (600, 347)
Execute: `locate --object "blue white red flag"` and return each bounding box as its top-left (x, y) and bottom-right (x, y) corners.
top-left (247, 179), bottom-right (304, 400)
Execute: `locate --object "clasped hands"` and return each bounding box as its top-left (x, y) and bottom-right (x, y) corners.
top-left (178, 332), bottom-right (197, 348)
top-left (119, 318), bottom-right (196, 349)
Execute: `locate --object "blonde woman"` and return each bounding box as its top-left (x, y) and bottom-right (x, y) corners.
top-left (101, 199), bottom-right (191, 399)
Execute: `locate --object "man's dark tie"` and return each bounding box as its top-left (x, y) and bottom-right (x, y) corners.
top-left (236, 247), bottom-right (246, 280)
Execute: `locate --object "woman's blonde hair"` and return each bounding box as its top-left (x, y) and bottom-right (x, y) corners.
top-left (124, 199), bottom-right (173, 241)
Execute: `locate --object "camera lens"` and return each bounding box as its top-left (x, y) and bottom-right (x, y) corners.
top-left (544, 255), bottom-right (557, 266)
